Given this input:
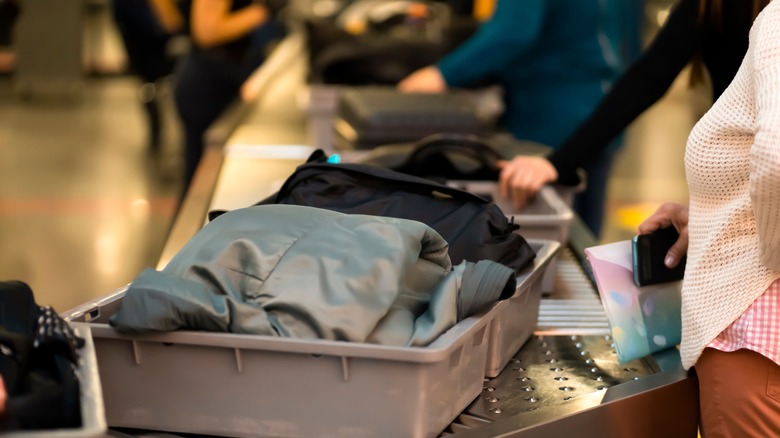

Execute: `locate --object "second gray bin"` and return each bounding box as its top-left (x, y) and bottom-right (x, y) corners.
top-left (485, 239), bottom-right (560, 378)
top-left (63, 290), bottom-right (494, 438)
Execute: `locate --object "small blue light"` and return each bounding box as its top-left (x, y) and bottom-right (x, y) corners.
top-left (326, 154), bottom-right (341, 164)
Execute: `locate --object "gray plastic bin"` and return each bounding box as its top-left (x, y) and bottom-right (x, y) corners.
top-left (301, 85), bottom-right (505, 153)
top-left (4, 324), bottom-right (107, 438)
top-left (484, 239), bottom-right (560, 378)
top-left (63, 291), bottom-right (494, 438)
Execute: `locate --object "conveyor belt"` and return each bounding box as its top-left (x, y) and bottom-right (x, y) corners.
top-left (537, 249), bottom-right (610, 335)
top-left (439, 249), bottom-right (651, 436)
top-left (443, 334), bottom-right (651, 435)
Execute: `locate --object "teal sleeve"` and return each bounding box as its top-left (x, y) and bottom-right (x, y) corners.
top-left (437, 0), bottom-right (546, 87)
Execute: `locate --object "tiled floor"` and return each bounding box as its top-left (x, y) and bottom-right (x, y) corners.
top-left (0, 76), bottom-right (181, 313)
top-left (0, 2), bottom-right (706, 314)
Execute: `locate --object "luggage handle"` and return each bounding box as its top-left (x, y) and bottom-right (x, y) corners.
top-left (85, 306), bottom-right (101, 322)
top-left (405, 133), bottom-right (503, 177)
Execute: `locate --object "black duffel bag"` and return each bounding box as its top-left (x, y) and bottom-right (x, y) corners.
top-left (210, 150), bottom-right (536, 273)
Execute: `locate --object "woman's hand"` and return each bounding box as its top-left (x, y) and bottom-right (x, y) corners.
top-left (638, 202), bottom-right (689, 268)
top-left (497, 156), bottom-right (558, 210)
top-left (397, 66), bottom-right (448, 93)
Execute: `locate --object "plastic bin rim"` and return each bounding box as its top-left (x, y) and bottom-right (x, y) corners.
top-left (512, 239), bottom-right (561, 294)
top-left (67, 296), bottom-right (494, 364)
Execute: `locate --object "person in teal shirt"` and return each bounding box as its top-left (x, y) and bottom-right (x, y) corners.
top-left (399, 0), bottom-right (628, 236)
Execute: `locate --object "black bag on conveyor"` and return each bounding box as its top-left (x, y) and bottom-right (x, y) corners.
top-left (210, 150), bottom-right (536, 274)
top-left (333, 87), bottom-right (495, 150)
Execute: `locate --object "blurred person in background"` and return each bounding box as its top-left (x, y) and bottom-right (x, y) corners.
top-left (112, 0), bottom-right (183, 153)
top-left (398, 0), bottom-right (627, 237)
top-left (498, 0), bottom-right (771, 238)
top-left (0, 0), bottom-right (19, 73)
top-left (171, 0), bottom-right (285, 198)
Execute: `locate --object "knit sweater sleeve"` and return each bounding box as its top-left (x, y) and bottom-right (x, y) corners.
top-left (437, 0), bottom-right (545, 88)
top-left (548, 0), bottom-right (704, 183)
top-left (749, 13), bottom-right (780, 273)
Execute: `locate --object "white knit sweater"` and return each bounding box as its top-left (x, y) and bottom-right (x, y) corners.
top-left (682, 0), bottom-right (780, 369)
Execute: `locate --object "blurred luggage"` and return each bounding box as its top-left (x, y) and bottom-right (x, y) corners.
top-left (333, 87), bottom-right (496, 150)
top-left (304, 0), bottom-right (478, 85)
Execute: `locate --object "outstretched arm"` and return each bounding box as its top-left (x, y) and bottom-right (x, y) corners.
top-left (548, 0), bottom-right (705, 183)
top-left (437, 0), bottom-right (546, 87)
top-left (398, 0), bottom-right (546, 93)
top-left (190, 0), bottom-right (268, 48)
top-left (497, 0), bottom-right (707, 208)
top-left (148, 0), bottom-right (184, 33)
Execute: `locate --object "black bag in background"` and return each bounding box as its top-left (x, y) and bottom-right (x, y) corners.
top-left (214, 150), bottom-right (536, 274)
top-left (304, 2), bottom-right (477, 86)
top-left (312, 37), bottom-right (449, 86)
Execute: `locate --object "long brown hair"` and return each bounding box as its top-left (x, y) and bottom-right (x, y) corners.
top-left (689, 0), bottom-right (771, 86)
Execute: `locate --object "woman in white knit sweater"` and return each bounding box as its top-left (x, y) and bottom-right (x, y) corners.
top-left (638, 1), bottom-right (780, 435)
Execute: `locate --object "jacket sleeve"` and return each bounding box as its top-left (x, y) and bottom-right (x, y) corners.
top-left (548, 0), bottom-right (705, 184)
top-left (437, 0), bottom-right (546, 87)
top-left (750, 14), bottom-right (780, 273)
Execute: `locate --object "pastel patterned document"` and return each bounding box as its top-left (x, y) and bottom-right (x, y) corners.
top-left (585, 240), bottom-right (682, 364)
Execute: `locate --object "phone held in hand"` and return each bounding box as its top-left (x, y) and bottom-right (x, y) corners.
top-left (632, 226), bottom-right (686, 287)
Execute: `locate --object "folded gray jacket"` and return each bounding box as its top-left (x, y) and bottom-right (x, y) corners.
top-left (110, 205), bottom-right (515, 346)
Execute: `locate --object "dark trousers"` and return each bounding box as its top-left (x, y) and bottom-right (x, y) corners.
top-left (111, 0), bottom-right (173, 83)
top-left (574, 143), bottom-right (617, 239)
top-left (173, 51), bottom-right (250, 192)
top-left (0, 0), bottom-right (19, 47)
top-left (112, 0), bottom-right (175, 150)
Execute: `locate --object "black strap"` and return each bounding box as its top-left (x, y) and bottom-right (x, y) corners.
top-left (396, 133), bottom-right (502, 180)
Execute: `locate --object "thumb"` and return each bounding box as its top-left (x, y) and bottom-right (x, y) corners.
top-left (664, 238), bottom-right (688, 268)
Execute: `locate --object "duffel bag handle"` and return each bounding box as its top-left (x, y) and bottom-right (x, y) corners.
top-left (404, 133), bottom-right (503, 178)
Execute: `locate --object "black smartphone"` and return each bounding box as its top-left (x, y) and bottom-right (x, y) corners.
top-left (632, 226), bottom-right (686, 287)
